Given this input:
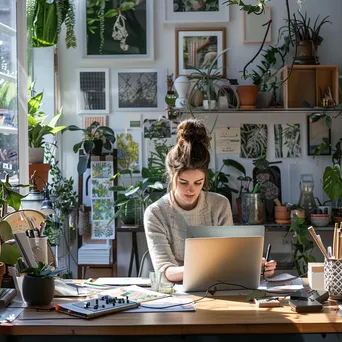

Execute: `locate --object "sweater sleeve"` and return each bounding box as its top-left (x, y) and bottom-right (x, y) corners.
top-left (216, 195), bottom-right (234, 226)
top-left (144, 204), bottom-right (179, 272)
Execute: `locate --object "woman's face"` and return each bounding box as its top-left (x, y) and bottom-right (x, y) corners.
top-left (174, 169), bottom-right (205, 210)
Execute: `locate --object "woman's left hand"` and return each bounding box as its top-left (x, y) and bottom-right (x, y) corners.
top-left (261, 258), bottom-right (277, 277)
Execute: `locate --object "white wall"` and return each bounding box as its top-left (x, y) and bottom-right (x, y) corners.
top-left (56, 0), bottom-right (342, 276)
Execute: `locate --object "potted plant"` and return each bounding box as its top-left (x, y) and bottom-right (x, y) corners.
top-left (28, 91), bottom-right (66, 163)
top-left (67, 121), bottom-right (116, 175)
top-left (111, 167), bottom-right (164, 226)
top-left (207, 159), bottom-right (246, 204)
top-left (21, 262), bottom-right (66, 306)
top-left (288, 213), bottom-right (315, 276)
top-left (27, 0), bottom-right (77, 49)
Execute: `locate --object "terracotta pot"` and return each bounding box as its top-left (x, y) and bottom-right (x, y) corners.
top-left (274, 206), bottom-right (291, 224)
top-left (237, 85), bottom-right (258, 109)
top-left (29, 163), bottom-right (51, 192)
top-left (188, 88), bottom-right (203, 107)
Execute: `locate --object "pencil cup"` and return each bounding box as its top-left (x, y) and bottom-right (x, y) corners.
top-left (324, 258), bottom-right (342, 300)
top-left (28, 236), bottom-right (49, 265)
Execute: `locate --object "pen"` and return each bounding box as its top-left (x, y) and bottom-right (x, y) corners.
top-left (265, 244), bottom-right (272, 262)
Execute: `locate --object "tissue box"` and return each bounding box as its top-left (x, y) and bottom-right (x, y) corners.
top-left (308, 262), bottom-right (324, 291)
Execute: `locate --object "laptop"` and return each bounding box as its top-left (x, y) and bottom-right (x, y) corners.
top-left (182, 236), bottom-right (264, 292)
top-left (187, 225), bottom-right (265, 238)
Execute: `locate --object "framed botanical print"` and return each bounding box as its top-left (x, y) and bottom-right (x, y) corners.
top-left (307, 116), bottom-right (331, 156)
top-left (83, 0), bottom-right (154, 60)
top-left (176, 27), bottom-right (226, 77)
top-left (163, 0), bottom-right (229, 23)
top-left (112, 68), bottom-right (167, 111)
top-left (76, 68), bottom-right (110, 114)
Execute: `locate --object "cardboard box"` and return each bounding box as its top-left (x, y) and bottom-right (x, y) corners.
top-left (308, 262), bottom-right (324, 291)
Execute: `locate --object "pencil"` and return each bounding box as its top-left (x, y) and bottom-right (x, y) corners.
top-left (308, 226), bottom-right (329, 259)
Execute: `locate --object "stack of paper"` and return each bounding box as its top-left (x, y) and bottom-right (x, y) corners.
top-left (78, 245), bottom-right (111, 264)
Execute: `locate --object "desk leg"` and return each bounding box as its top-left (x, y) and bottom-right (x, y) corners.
top-left (128, 232), bottom-right (140, 277)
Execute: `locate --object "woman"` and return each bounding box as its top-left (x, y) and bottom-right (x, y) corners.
top-left (144, 118), bottom-right (276, 282)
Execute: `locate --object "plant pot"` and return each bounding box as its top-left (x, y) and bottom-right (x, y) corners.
top-left (203, 99), bottom-right (216, 110)
top-left (92, 140), bottom-right (103, 156)
top-left (188, 88), bottom-right (204, 108)
top-left (22, 275), bottom-right (55, 306)
top-left (256, 91), bottom-right (273, 108)
top-left (29, 147), bottom-right (44, 164)
top-left (295, 40), bottom-right (319, 65)
top-left (29, 163), bottom-right (51, 192)
top-left (274, 206), bottom-right (291, 224)
top-left (241, 193), bottom-right (265, 224)
top-left (237, 85), bottom-right (258, 109)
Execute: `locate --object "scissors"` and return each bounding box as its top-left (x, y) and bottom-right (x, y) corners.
top-left (25, 228), bottom-right (41, 238)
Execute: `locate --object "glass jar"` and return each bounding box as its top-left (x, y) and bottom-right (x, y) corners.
top-left (298, 174), bottom-right (317, 223)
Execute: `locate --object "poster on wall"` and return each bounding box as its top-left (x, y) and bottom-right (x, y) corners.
top-left (116, 129), bottom-right (142, 176)
top-left (84, 0), bottom-right (154, 60)
top-left (90, 161), bottom-right (115, 240)
top-left (240, 124), bottom-right (268, 159)
top-left (215, 127), bottom-right (240, 154)
top-left (274, 124), bottom-right (301, 158)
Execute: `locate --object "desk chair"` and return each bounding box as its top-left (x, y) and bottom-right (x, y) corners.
top-left (137, 250), bottom-right (153, 278)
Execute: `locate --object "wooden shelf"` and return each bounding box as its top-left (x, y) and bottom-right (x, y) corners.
top-left (281, 65), bottom-right (339, 108)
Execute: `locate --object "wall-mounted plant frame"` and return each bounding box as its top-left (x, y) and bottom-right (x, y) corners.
top-left (163, 0), bottom-right (229, 23)
top-left (82, 0), bottom-right (154, 60)
top-left (176, 27), bottom-right (226, 77)
top-left (76, 68), bottom-right (110, 114)
top-left (307, 116), bottom-right (331, 156)
top-left (243, 6), bottom-right (272, 43)
top-left (112, 68), bottom-right (167, 111)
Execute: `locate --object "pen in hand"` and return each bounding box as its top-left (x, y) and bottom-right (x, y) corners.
top-left (263, 244), bottom-right (272, 276)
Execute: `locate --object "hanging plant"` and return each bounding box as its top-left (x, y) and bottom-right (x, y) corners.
top-left (27, 0), bottom-right (77, 48)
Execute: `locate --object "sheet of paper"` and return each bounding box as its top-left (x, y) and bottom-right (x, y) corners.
top-left (259, 278), bottom-right (304, 293)
top-left (93, 277), bottom-right (151, 287)
top-left (215, 127), bottom-right (240, 154)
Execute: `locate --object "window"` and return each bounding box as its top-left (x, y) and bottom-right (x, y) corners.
top-left (0, 0), bottom-right (27, 185)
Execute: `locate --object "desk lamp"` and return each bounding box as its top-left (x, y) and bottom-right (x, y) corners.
top-left (40, 184), bottom-right (55, 216)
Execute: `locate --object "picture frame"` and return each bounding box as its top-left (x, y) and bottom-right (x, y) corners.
top-left (115, 129), bottom-right (143, 176)
top-left (163, 0), bottom-right (229, 23)
top-left (82, 115), bottom-right (107, 129)
top-left (82, 0), bottom-right (154, 60)
top-left (112, 68), bottom-right (167, 111)
top-left (175, 28), bottom-right (226, 77)
top-left (307, 116), bottom-right (331, 156)
top-left (243, 6), bottom-right (272, 43)
top-left (76, 68), bottom-right (110, 114)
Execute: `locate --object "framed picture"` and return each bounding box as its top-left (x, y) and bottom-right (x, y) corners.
top-left (76, 68), bottom-right (110, 114)
top-left (113, 68), bottom-right (167, 111)
top-left (115, 129), bottom-right (143, 175)
top-left (274, 123), bottom-right (301, 158)
top-left (163, 0), bottom-right (229, 23)
top-left (176, 28), bottom-right (226, 77)
top-left (82, 115), bottom-right (107, 129)
top-left (307, 117), bottom-right (331, 156)
top-left (82, 0), bottom-right (154, 60)
top-left (243, 6), bottom-right (272, 43)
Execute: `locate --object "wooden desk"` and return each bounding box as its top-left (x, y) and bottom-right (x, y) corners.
top-left (3, 296), bottom-right (342, 336)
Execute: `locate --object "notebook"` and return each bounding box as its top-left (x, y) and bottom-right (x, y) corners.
top-left (183, 236), bottom-right (264, 292)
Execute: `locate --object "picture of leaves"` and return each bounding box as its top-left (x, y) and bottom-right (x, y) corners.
top-left (92, 220), bottom-right (114, 239)
top-left (92, 199), bottom-right (114, 221)
top-left (274, 124), bottom-right (301, 158)
top-left (86, 0), bottom-right (147, 56)
top-left (117, 132), bottom-right (140, 172)
top-left (92, 179), bottom-right (113, 198)
top-left (240, 124), bottom-right (268, 158)
top-left (173, 0), bottom-right (219, 12)
top-left (143, 118), bottom-right (171, 139)
top-left (118, 72), bottom-right (158, 108)
top-left (91, 161), bottom-right (113, 178)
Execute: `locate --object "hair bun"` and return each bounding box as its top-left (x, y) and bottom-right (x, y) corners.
top-left (177, 119), bottom-right (210, 149)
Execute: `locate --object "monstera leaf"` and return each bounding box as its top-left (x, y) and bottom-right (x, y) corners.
top-left (323, 165), bottom-right (342, 201)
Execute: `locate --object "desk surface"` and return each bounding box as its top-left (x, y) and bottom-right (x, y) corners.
top-left (2, 295), bottom-right (342, 336)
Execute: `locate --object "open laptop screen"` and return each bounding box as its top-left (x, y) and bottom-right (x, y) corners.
top-left (183, 236), bottom-right (264, 292)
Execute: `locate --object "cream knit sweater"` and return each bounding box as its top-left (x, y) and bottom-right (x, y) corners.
top-left (144, 191), bottom-right (233, 271)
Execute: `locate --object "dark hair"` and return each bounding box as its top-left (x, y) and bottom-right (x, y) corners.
top-left (166, 118), bottom-right (211, 191)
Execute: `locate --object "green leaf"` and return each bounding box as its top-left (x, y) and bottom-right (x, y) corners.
top-left (0, 221), bottom-right (21, 265)
top-left (222, 159), bottom-right (246, 175)
top-left (77, 155), bottom-right (89, 175)
top-left (323, 165), bottom-right (342, 201)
